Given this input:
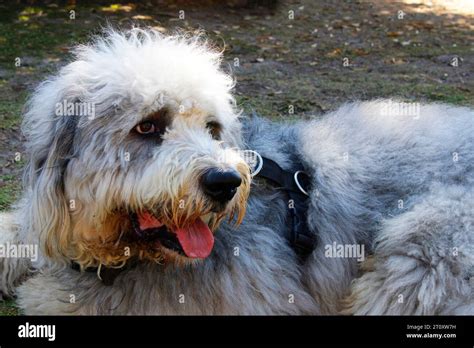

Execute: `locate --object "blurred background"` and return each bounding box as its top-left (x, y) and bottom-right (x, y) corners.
top-left (0, 2), bottom-right (472, 300)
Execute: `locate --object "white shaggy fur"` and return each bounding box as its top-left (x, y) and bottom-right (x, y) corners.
top-left (0, 28), bottom-right (473, 315)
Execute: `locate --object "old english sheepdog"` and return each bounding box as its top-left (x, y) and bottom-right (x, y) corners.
top-left (0, 28), bottom-right (473, 315)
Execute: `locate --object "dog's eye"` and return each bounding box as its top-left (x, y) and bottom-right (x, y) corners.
top-left (206, 121), bottom-right (222, 140)
top-left (135, 121), bottom-right (156, 135)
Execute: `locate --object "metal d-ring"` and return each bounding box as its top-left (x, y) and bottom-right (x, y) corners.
top-left (242, 150), bottom-right (263, 177)
top-left (294, 171), bottom-right (309, 196)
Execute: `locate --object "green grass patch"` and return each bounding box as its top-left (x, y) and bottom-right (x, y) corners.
top-left (0, 298), bottom-right (20, 316)
top-left (426, 89), bottom-right (468, 104)
top-left (0, 174), bottom-right (21, 210)
top-left (0, 89), bottom-right (26, 129)
top-left (0, 4), bottom-right (96, 68)
top-left (0, 102), bottom-right (23, 129)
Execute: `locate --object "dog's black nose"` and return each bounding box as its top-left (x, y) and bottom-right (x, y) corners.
top-left (201, 168), bottom-right (242, 203)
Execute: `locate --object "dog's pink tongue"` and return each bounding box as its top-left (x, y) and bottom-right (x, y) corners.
top-left (174, 219), bottom-right (214, 259)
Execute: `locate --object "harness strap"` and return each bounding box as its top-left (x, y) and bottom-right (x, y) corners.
top-left (255, 156), bottom-right (317, 257)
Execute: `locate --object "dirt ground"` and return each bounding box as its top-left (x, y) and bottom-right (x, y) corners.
top-left (0, 0), bottom-right (472, 313)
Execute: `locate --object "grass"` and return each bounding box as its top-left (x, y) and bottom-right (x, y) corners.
top-left (0, 174), bottom-right (22, 210)
top-left (0, 298), bottom-right (20, 316)
top-left (0, 5), bottom-right (91, 66)
top-left (424, 85), bottom-right (469, 104)
top-left (0, 90), bottom-right (25, 130)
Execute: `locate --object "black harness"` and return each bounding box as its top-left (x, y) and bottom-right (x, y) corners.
top-left (255, 156), bottom-right (317, 257)
top-left (71, 153), bottom-right (317, 285)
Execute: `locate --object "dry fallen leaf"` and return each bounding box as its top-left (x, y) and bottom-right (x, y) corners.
top-left (410, 21), bottom-right (435, 30)
top-left (326, 48), bottom-right (342, 57)
top-left (132, 15), bottom-right (152, 20)
top-left (353, 48), bottom-right (369, 56)
top-left (386, 31), bottom-right (403, 37)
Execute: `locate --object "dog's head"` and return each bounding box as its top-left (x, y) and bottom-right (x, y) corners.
top-left (22, 28), bottom-right (251, 268)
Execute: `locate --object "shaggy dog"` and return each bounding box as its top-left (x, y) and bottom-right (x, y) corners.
top-left (0, 28), bottom-right (473, 315)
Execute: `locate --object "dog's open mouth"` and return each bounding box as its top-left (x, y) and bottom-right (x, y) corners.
top-left (129, 211), bottom-right (214, 259)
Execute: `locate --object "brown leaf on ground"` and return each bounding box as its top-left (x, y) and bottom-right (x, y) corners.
top-left (386, 31), bottom-right (403, 37)
top-left (410, 21), bottom-right (435, 30)
top-left (326, 48), bottom-right (342, 57)
top-left (353, 48), bottom-right (369, 56)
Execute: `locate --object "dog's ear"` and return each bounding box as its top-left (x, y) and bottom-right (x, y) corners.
top-left (23, 81), bottom-right (77, 263)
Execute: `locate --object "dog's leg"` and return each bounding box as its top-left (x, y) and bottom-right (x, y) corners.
top-left (343, 185), bottom-right (474, 315)
top-left (0, 211), bottom-right (32, 299)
